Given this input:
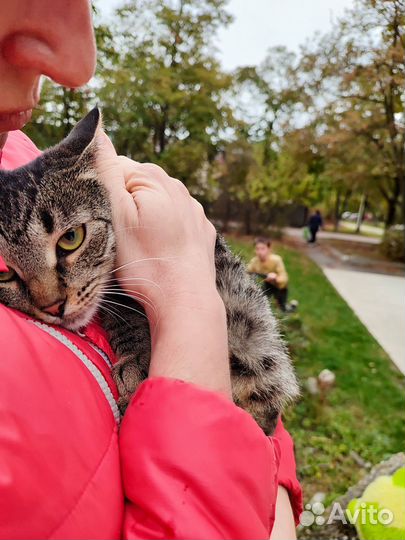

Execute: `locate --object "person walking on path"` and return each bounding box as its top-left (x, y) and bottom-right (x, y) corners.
top-left (308, 209), bottom-right (323, 243)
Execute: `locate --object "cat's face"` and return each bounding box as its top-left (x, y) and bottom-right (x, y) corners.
top-left (0, 109), bottom-right (116, 330)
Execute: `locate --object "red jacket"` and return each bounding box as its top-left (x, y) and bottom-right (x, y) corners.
top-left (0, 132), bottom-right (302, 540)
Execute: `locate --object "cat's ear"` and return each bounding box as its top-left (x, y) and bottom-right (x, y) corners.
top-left (59, 107), bottom-right (101, 157)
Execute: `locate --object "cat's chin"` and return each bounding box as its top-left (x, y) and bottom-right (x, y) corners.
top-left (33, 300), bottom-right (100, 332)
top-left (60, 303), bottom-right (99, 332)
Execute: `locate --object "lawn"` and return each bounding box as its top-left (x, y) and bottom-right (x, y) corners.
top-left (324, 220), bottom-right (384, 238)
top-left (226, 235), bottom-right (405, 506)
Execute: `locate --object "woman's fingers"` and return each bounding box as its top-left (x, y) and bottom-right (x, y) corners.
top-left (96, 133), bottom-right (191, 204)
top-left (94, 133), bottom-right (229, 395)
top-left (95, 132), bottom-right (217, 280)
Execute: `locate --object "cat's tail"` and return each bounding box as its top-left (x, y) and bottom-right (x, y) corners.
top-left (215, 234), bottom-right (300, 434)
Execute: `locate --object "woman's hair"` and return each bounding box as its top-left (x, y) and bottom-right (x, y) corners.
top-left (254, 237), bottom-right (271, 247)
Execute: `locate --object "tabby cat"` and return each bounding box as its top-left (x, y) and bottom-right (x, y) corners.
top-left (0, 109), bottom-right (298, 434)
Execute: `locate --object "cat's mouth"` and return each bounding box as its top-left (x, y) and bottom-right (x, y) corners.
top-left (35, 297), bottom-right (100, 331)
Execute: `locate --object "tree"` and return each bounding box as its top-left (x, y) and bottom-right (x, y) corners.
top-left (99, 0), bottom-right (233, 192)
top-left (234, 46), bottom-right (305, 166)
top-left (224, 46), bottom-right (313, 221)
top-left (213, 136), bottom-right (260, 233)
top-left (300, 0), bottom-right (405, 227)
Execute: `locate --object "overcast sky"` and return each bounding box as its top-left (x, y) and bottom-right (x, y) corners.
top-left (98, 0), bottom-right (355, 69)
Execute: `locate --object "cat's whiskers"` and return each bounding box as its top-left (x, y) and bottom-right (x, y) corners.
top-left (97, 303), bottom-right (133, 330)
top-left (67, 288), bottom-right (104, 324)
top-left (101, 289), bottom-right (157, 319)
top-left (101, 286), bottom-right (155, 302)
top-left (101, 278), bottom-right (163, 304)
top-left (102, 276), bottom-right (164, 295)
top-left (100, 278), bottom-right (163, 319)
top-left (103, 276), bottom-right (161, 286)
top-left (102, 298), bottom-right (148, 319)
top-left (109, 256), bottom-right (177, 275)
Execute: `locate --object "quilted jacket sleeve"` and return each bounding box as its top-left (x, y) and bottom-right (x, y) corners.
top-left (120, 377), bottom-right (280, 540)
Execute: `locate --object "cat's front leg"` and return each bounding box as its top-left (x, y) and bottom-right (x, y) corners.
top-left (113, 354), bottom-right (148, 413)
top-left (99, 286), bottom-right (151, 414)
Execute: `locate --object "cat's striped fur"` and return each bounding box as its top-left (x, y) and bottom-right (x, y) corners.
top-left (0, 109), bottom-right (298, 434)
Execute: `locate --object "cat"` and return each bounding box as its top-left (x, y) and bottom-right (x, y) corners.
top-left (0, 108), bottom-right (298, 435)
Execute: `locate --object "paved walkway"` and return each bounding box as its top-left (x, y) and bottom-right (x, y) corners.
top-left (284, 227), bottom-right (381, 245)
top-left (283, 227), bottom-right (405, 374)
top-left (323, 269), bottom-right (405, 374)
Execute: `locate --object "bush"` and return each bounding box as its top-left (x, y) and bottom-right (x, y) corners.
top-left (380, 226), bottom-right (405, 262)
top-left (264, 225), bottom-right (284, 240)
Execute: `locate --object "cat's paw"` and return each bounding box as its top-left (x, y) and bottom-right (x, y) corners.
top-left (112, 357), bottom-right (146, 414)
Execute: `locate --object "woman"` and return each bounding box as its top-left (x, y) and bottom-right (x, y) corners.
top-left (308, 210), bottom-right (323, 244)
top-left (0, 2), bottom-right (301, 538)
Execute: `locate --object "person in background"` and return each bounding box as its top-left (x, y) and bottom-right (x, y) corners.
top-left (247, 237), bottom-right (296, 313)
top-left (308, 209), bottom-right (323, 243)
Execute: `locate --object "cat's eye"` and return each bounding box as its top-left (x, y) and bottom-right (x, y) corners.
top-left (0, 267), bottom-right (16, 282)
top-left (57, 225), bottom-right (86, 252)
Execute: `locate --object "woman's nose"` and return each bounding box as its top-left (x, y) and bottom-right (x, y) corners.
top-left (2, 0), bottom-right (96, 88)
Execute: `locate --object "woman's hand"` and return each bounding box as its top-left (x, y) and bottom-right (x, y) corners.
top-left (96, 131), bottom-right (231, 397)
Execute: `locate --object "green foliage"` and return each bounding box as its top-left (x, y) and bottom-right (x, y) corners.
top-left (24, 83), bottom-right (93, 149)
top-left (23, 0), bottom-right (404, 231)
top-left (235, 46), bottom-right (303, 145)
top-left (298, 0), bottom-right (405, 226)
top-left (98, 0), bottom-right (233, 189)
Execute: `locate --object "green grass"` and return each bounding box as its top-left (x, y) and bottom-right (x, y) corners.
top-left (324, 220), bottom-right (384, 238)
top-left (227, 236), bottom-right (405, 505)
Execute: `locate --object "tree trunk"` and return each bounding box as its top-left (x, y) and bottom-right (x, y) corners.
top-left (222, 196), bottom-right (232, 233)
top-left (62, 88), bottom-right (74, 137)
top-left (355, 194), bottom-right (367, 234)
top-left (402, 179), bottom-right (405, 227)
top-left (244, 203), bottom-right (252, 235)
top-left (334, 189), bottom-right (341, 232)
top-left (342, 189), bottom-right (351, 215)
top-left (398, 169), bottom-right (405, 258)
top-left (154, 105), bottom-right (169, 156)
top-left (382, 177), bottom-right (401, 228)
top-left (385, 198), bottom-right (397, 227)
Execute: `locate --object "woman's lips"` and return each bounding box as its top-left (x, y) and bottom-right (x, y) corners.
top-left (0, 108), bottom-right (32, 132)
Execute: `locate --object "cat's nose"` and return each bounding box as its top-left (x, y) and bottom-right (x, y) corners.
top-left (41, 299), bottom-right (66, 317)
